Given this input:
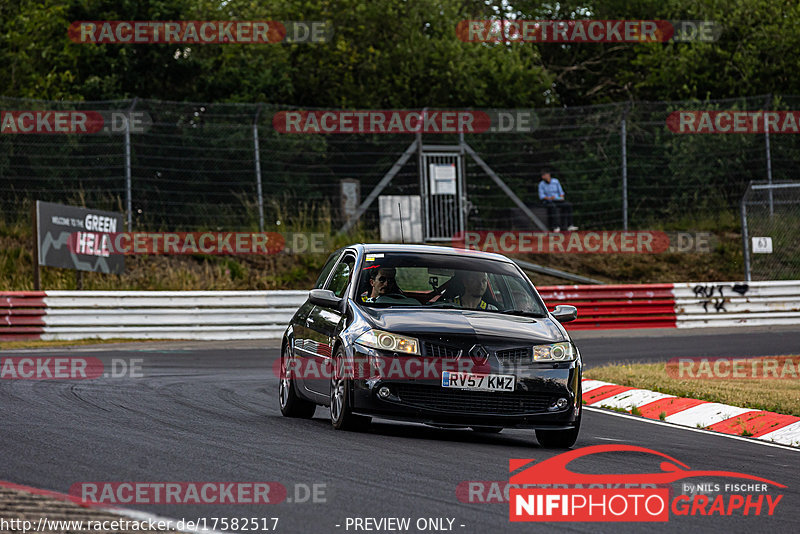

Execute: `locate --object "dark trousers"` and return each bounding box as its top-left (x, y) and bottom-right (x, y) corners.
top-left (542, 200), bottom-right (573, 229)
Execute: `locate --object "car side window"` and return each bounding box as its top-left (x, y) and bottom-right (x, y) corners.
top-left (314, 251), bottom-right (343, 289)
top-left (326, 255), bottom-right (356, 298)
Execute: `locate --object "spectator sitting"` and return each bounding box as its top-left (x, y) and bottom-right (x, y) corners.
top-left (538, 169), bottom-right (578, 232)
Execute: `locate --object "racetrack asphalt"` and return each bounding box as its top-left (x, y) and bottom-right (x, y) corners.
top-left (1, 326), bottom-right (798, 533)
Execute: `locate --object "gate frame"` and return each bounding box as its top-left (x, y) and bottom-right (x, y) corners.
top-left (741, 181), bottom-right (800, 281)
top-left (337, 137), bottom-right (547, 236)
top-left (419, 144), bottom-right (465, 241)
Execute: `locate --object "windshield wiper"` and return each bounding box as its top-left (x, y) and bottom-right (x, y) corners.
top-left (498, 309), bottom-right (547, 318)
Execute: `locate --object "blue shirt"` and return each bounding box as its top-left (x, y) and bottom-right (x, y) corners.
top-left (539, 178), bottom-right (565, 200)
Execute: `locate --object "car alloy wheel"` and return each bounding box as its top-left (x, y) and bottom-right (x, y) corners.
top-left (330, 349), bottom-right (369, 431)
top-left (330, 368), bottom-right (345, 423)
top-left (279, 359), bottom-right (290, 408)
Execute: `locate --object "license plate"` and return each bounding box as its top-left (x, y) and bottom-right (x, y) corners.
top-left (441, 371), bottom-right (515, 392)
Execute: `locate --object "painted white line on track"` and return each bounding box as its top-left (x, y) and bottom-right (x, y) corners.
top-left (584, 406), bottom-right (800, 453)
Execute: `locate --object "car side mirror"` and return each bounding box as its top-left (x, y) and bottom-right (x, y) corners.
top-left (309, 289), bottom-right (343, 309)
top-left (551, 304), bottom-right (578, 323)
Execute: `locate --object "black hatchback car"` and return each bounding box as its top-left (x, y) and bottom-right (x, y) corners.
top-left (279, 244), bottom-right (582, 447)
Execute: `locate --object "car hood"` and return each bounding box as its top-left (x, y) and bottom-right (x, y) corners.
top-left (358, 307), bottom-right (566, 344)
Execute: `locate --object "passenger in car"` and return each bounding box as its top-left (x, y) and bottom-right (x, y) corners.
top-left (445, 271), bottom-right (498, 310)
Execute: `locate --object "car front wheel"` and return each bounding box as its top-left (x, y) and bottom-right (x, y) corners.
top-left (535, 417), bottom-right (580, 448)
top-left (330, 350), bottom-right (370, 431)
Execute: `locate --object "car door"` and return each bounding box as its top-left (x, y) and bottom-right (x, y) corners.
top-left (302, 251), bottom-right (356, 398)
top-left (292, 250), bottom-right (342, 392)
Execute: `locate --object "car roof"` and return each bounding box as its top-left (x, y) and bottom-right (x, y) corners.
top-left (350, 243), bottom-right (514, 263)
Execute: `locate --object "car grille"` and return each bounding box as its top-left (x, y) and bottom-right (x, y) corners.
top-left (423, 341), bottom-right (462, 359)
top-left (496, 347), bottom-right (531, 365)
top-left (394, 384), bottom-right (552, 415)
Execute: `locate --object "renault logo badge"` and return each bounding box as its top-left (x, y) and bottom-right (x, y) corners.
top-left (469, 344), bottom-right (489, 364)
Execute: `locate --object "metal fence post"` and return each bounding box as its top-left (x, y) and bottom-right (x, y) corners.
top-left (417, 111), bottom-right (426, 240)
top-left (764, 94), bottom-right (774, 217)
top-left (124, 97), bottom-right (138, 231)
top-left (740, 195), bottom-right (751, 282)
top-left (253, 105), bottom-right (264, 232)
top-left (621, 104), bottom-right (629, 230)
top-left (458, 130), bottom-right (466, 235)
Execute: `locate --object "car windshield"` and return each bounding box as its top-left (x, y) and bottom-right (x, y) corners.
top-left (355, 251), bottom-right (547, 316)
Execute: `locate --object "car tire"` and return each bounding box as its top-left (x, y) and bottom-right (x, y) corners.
top-left (330, 349), bottom-right (370, 431)
top-left (471, 426), bottom-right (503, 433)
top-left (535, 417), bottom-right (581, 448)
top-left (279, 343), bottom-right (316, 419)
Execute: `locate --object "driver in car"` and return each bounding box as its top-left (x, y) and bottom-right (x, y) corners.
top-left (446, 271), bottom-right (497, 310)
top-left (361, 267), bottom-right (399, 302)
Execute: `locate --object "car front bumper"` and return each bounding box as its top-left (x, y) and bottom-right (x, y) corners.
top-left (348, 346), bottom-right (582, 429)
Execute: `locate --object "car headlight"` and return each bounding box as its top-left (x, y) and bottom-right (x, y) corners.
top-left (355, 329), bottom-right (420, 355)
top-left (533, 342), bottom-right (576, 362)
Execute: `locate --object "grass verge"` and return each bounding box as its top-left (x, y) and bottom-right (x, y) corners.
top-left (585, 358), bottom-right (800, 417)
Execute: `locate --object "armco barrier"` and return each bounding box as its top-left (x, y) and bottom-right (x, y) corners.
top-left (1, 281), bottom-right (798, 341)
top-left (537, 284), bottom-right (677, 330)
top-left (2, 291), bottom-right (308, 341)
top-left (0, 292), bottom-right (47, 341)
top-left (674, 280), bottom-right (800, 328)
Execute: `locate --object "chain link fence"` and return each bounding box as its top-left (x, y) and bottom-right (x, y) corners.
top-left (742, 181), bottom-right (800, 281)
top-left (2, 95), bottom-right (799, 235)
